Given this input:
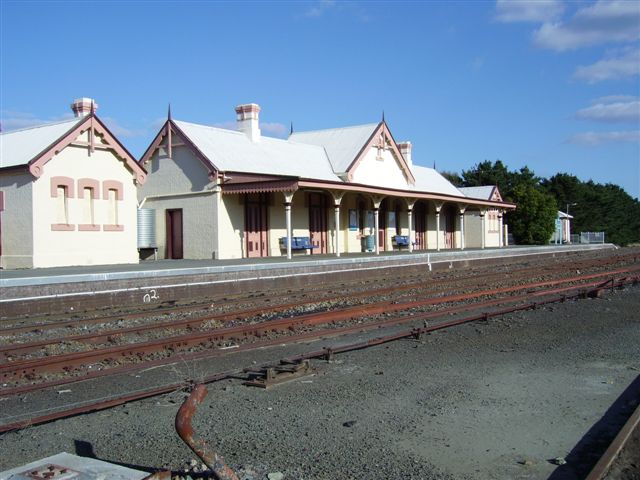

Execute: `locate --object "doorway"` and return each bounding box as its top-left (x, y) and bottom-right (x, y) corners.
top-left (165, 208), bottom-right (183, 259)
top-left (245, 193), bottom-right (269, 258)
top-left (308, 192), bottom-right (328, 254)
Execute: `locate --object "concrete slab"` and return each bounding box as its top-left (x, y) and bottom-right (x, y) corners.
top-left (0, 452), bottom-right (148, 480)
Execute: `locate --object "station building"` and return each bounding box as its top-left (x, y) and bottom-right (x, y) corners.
top-left (0, 99), bottom-right (147, 269)
top-left (138, 103), bottom-right (515, 260)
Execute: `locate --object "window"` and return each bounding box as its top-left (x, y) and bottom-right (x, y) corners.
top-left (102, 180), bottom-right (124, 231)
top-left (78, 178), bottom-right (99, 231)
top-left (50, 176), bottom-right (75, 231)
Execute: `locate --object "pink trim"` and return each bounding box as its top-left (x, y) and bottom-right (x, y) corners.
top-left (346, 122), bottom-right (416, 186)
top-left (50, 176), bottom-right (75, 198)
top-left (77, 178), bottom-right (99, 198)
top-left (78, 224), bottom-right (100, 231)
top-left (27, 114), bottom-right (147, 185)
top-left (103, 180), bottom-right (124, 200)
top-left (103, 224), bottom-right (124, 231)
top-left (51, 224), bottom-right (75, 231)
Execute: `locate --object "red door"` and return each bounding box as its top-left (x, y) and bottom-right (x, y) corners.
top-left (308, 193), bottom-right (328, 254)
top-left (378, 204), bottom-right (387, 251)
top-left (414, 203), bottom-right (426, 250)
top-left (166, 209), bottom-right (183, 259)
top-left (245, 193), bottom-right (269, 258)
top-left (444, 206), bottom-right (455, 249)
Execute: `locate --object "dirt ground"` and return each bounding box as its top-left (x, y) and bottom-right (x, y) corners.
top-left (1, 285), bottom-right (639, 480)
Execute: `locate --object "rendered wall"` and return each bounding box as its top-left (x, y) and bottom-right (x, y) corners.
top-left (0, 171), bottom-right (34, 269)
top-left (31, 134), bottom-right (139, 267)
top-left (350, 147), bottom-right (410, 190)
top-left (140, 146), bottom-right (217, 260)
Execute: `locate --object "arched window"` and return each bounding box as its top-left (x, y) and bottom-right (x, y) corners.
top-left (78, 178), bottom-right (99, 231)
top-left (50, 176), bottom-right (75, 231)
top-left (103, 180), bottom-right (124, 231)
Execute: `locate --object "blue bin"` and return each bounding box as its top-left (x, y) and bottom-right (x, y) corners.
top-left (365, 235), bottom-right (375, 252)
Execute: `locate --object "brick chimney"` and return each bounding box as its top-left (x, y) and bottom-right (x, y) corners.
top-left (71, 97), bottom-right (98, 118)
top-left (235, 103), bottom-right (261, 142)
top-left (398, 141), bottom-right (412, 167)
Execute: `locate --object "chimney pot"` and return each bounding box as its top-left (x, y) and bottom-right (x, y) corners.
top-left (71, 97), bottom-right (98, 118)
top-left (235, 103), bottom-right (261, 142)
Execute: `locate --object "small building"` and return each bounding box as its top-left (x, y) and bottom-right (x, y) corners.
top-left (551, 211), bottom-right (573, 244)
top-left (139, 103), bottom-right (515, 260)
top-left (457, 186), bottom-right (507, 248)
top-left (0, 98), bottom-right (147, 268)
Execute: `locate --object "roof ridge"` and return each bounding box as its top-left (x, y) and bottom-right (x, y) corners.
top-left (1, 117), bottom-right (79, 136)
top-left (290, 122), bottom-right (379, 136)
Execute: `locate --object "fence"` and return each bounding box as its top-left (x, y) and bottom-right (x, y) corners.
top-left (579, 232), bottom-right (606, 244)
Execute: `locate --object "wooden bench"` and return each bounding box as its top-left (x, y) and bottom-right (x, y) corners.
top-left (393, 235), bottom-right (415, 249)
top-left (279, 236), bottom-right (316, 251)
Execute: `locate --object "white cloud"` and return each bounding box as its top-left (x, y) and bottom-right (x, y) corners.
top-left (567, 130), bottom-right (640, 145)
top-left (261, 122), bottom-right (289, 138)
top-left (573, 47), bottom-right (640, 83)
top-left (495, 0), bottom-right (564, 23)
top-left (575, 96), bottom-right (640, 123)
top-left (304, 0), bottom-right (336, 18)
top-left (0, 110), bottom-right (73, 131)
top-left (533, 0), bottom-right (640, 51)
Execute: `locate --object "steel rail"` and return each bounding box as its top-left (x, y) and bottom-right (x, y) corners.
top-left (2, 250), bottom-right (634, 335)
top-left (585, 398), bottom-right (640, 480)
top-left (0, 277), bottom-right (636, 434)
top-left (1, 270), bottom-right (637, 384)
top-left (3, 265), bottom-right (636, 360)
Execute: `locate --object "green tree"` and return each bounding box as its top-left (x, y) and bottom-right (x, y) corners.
top-left (509, 184), bottom-right (557, 244)
top-left (440, 170), bottom-right (463, 186)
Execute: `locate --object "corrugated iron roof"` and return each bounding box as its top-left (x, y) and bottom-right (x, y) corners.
top-left (173, 120), bottom-right (340, 181)
top-left (288, 123), bottom-right (379, 173)
top-left (458, 185), bottom-right (496, 200)
top-left (0, 118), bottom-right (81, 169)
top-left (412, 165), bottom-right (466, 197)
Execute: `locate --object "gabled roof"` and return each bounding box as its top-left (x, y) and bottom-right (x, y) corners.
top-left (0, 118), bottom-right (81, 169)
top-left (459, 185), bottom-right (499, 201)
top-left (171, 120), bottom-right (341, 182)
top-left (412, 166), bottom-right (466, 197)
top-left (289, 123), bottom-right (379, 173)
top-left (0, 115), bottom-right (146, 184)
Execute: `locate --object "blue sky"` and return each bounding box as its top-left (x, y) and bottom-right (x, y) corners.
top-left (1, 0), bottom-right (639, 199)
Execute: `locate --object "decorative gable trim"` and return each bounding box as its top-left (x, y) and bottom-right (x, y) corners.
top-left (27, 114), bottom-right (147, 185)
top-left (490, 186), bottom-right (503, 202)
top-left (139, 120), bottom-right (218, 181)
top-left (344, 122), bottom-right (415, 186)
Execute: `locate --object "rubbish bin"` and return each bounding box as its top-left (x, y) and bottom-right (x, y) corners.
top-left (365, 235), bottom-right (375, 252)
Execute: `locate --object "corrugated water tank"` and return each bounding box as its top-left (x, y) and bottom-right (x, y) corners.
top-left (137, 208), bottom-right (156, 248)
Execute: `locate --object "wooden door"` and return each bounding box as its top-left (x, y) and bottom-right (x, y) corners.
top-left (378, 203), bottom-right (387, 251)
top-left (444, 206), bottom-right (455, 249)
top-left (308, 193), bottom-right (328, 254)
top-left (414, 203), bottom-right (426, 250)
top-left (245, 193), bottom-right (269, 258)
top-left (166, 209), bottom-right (183, 259)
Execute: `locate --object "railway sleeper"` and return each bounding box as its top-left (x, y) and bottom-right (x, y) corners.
top-left (243, 359), bottom-right (313, 388)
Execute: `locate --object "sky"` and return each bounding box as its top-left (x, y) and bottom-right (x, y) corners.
top-left (1, 0), bottom-right (639, 200)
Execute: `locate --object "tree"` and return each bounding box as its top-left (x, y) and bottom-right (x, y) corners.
top-left (509, 184), bottom-right (557, 244)
top-left (440, 170), bottom-right (463, 186)
top-left (542, 173), bottom-right (640, 245)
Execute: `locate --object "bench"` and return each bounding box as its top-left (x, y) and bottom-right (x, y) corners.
top-left (279, 236), bottom-right (317, 251)
top-left (393, 235), bottom-right (415, 249)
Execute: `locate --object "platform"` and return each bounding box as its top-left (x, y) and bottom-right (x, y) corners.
top-left (0, 244), bottom-right (615, 317)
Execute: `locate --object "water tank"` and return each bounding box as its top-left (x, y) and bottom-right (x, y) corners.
top-left (137, 208), bottom-right (156, 248)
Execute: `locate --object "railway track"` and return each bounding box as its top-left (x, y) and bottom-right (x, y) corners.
top-left (1, 271), bottom-right (637, 434)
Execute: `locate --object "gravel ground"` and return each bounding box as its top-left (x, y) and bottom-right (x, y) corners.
top-left (1, 285), bottom-right (639, 480)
